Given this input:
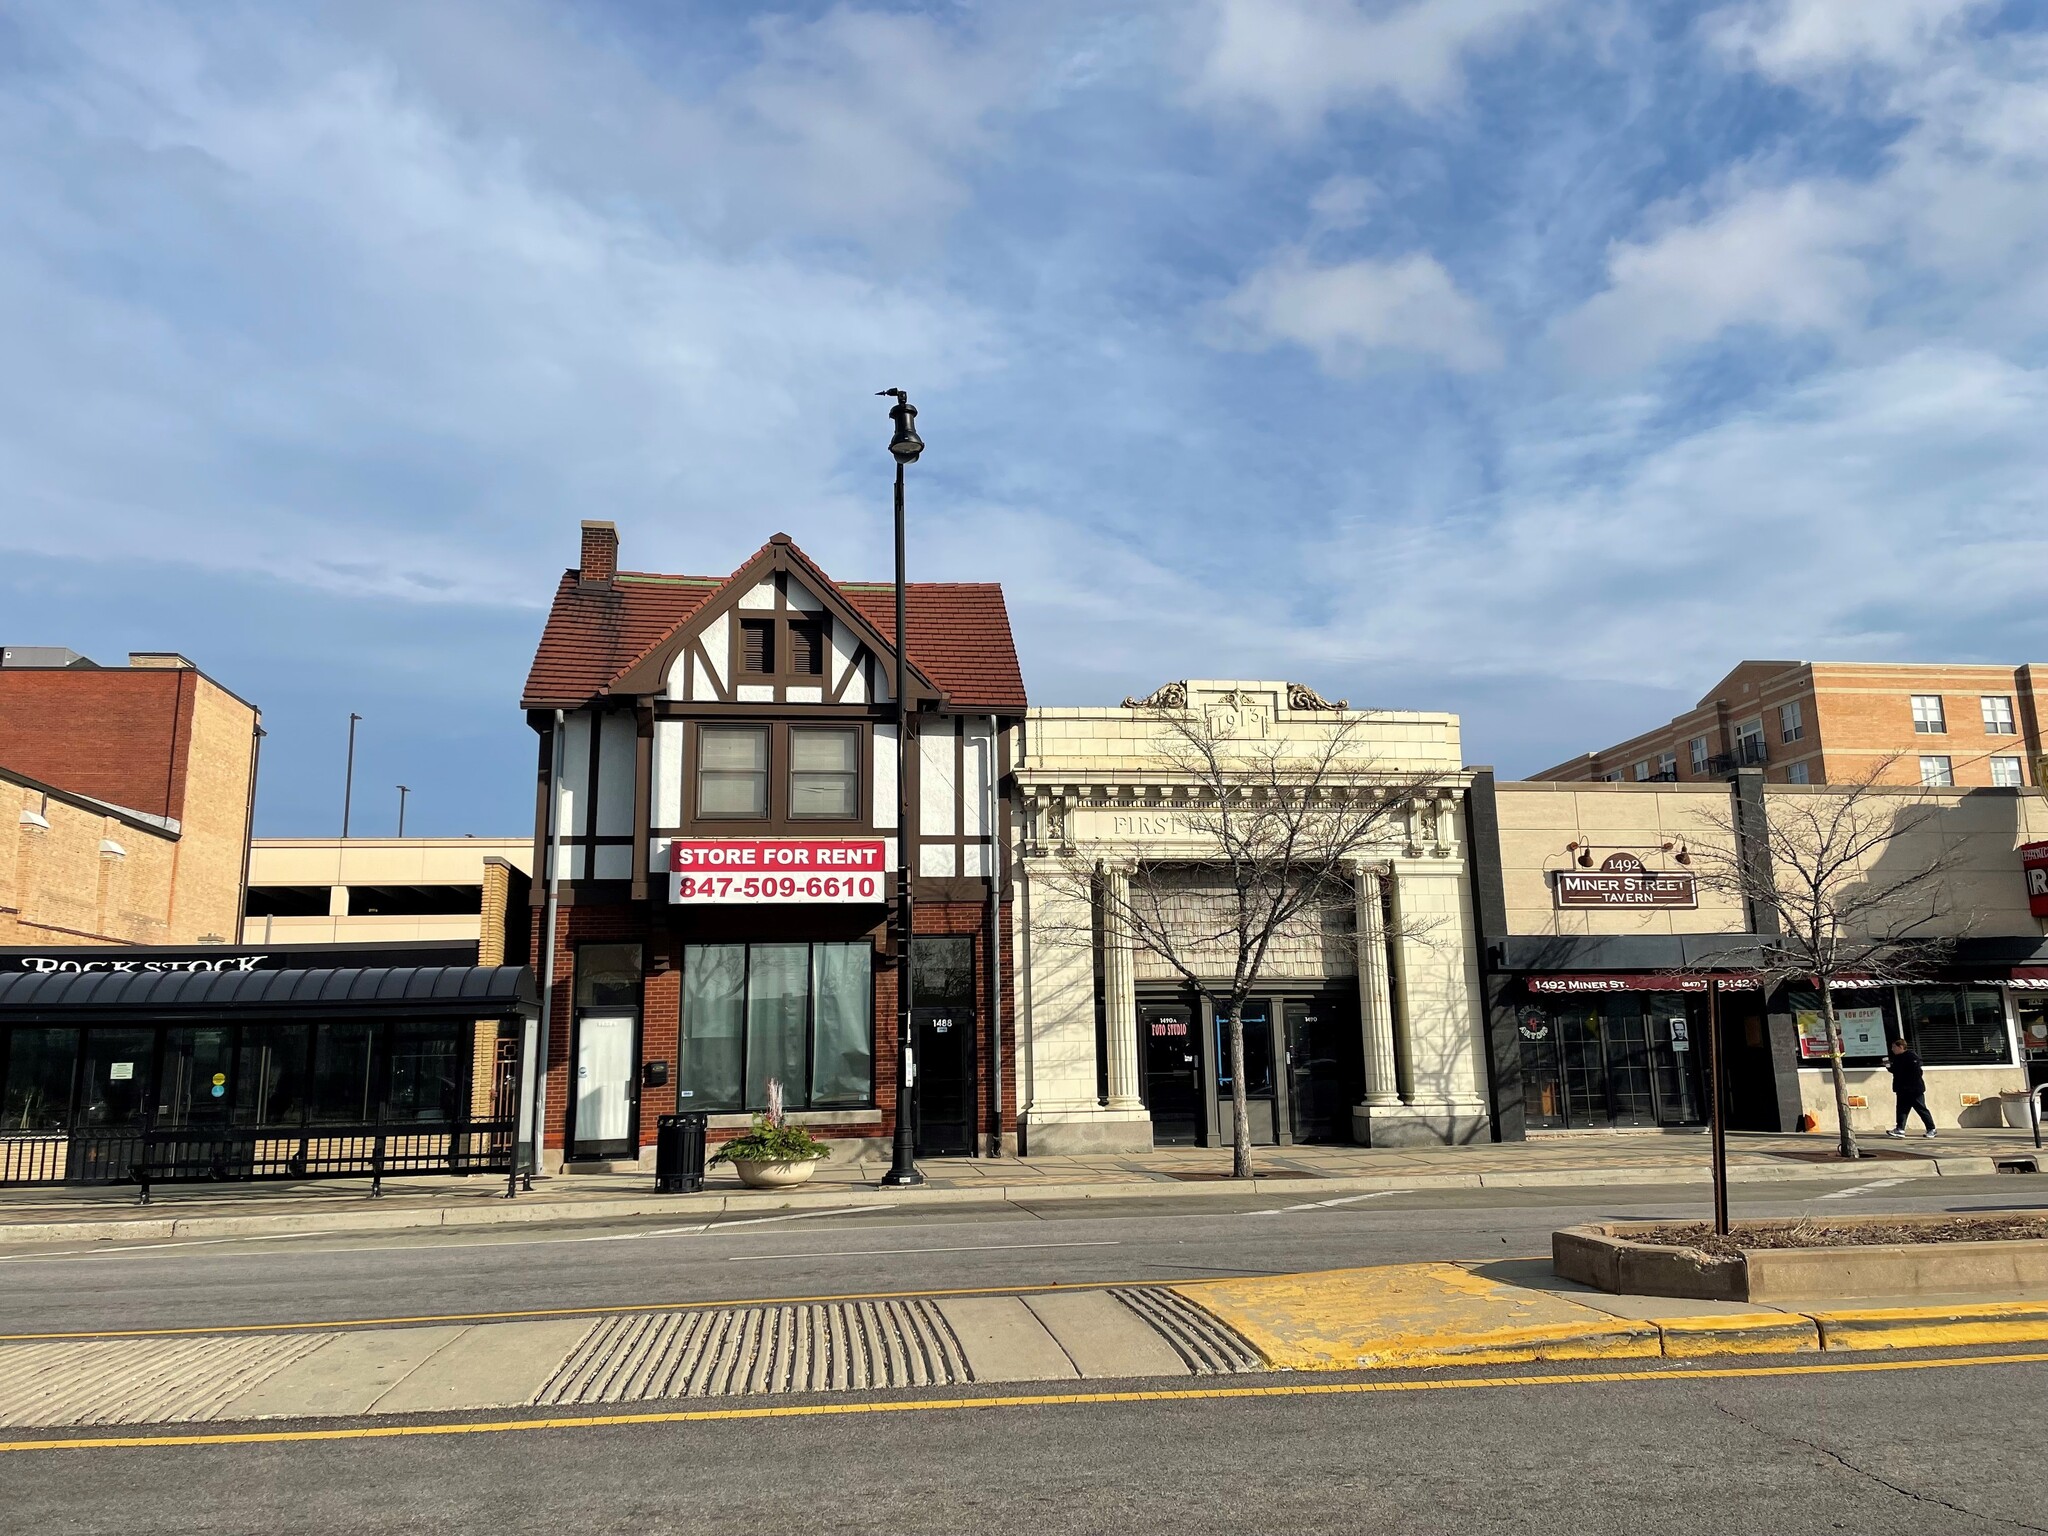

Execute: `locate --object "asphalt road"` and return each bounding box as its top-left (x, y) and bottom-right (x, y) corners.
top-left (3, 1172), bottom-right (2043, 1335)
top-left (5, 1349), bottom-right (2045, 1535)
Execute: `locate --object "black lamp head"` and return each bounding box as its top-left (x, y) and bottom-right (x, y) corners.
top-left (878, 388), bottom-right (924, 465)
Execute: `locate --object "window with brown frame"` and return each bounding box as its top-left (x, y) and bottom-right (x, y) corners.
top-left (789, 619), bottom-right (826, 677)
top-left (698, 725), bottom-right (769, 817)
top-left (739, 619), bottom-right (774, 675)
top-left (789, 726), bottom-right (859, 819)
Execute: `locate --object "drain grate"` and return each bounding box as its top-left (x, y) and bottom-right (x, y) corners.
top-left (532, 1299), bottom-right (973, 1403)
top-left (1109, 1287), bottom-right (1264, 1374)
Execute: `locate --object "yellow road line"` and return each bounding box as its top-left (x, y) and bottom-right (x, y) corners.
top-left (3, 1350), bottom-right (2043, 1454)
top-left (0, 1278), bottom-right (1177, 1343)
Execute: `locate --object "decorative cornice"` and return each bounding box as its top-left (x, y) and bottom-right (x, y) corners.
top-left (1286, 683), bottom-right (1348, 711)
top-left (1120, 681), bottom-right (1188, 710)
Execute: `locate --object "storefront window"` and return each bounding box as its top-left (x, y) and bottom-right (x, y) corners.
top-left (3, 1027), bottom-right (76, 1131)
top-left (1789, 989), bottom-right (1894, 1067)
top-left (78, 1029), bottom-right (153, 1127)
top-left (1903, 986), bottom-right (2011, 1066)
top-left (309, 1022), bottom-right (377, 1124)
top-left (680, 942), bottom-right (874, 1111)
top-left (385, 1022), bottom-right (465, 1122)
top-left (1516, 994), bottom-right (1708, 1130)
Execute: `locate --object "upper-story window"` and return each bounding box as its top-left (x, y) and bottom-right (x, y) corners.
top-left (699, 725), bottom-right (769, 816)
top-left (1982, 695), bottom-right (2015, 734)
top-left (1786, 762), bottom-right (1810, 785)
top-left (1992, 756), bottom-right (2024, 787)
top-left (1689, 736), bottom-right (1709, 773)
top-left (790, 620), bottom-right (827, 677)
top-left (1633, 759), bottom-right (1650, 781)
top-left (1779, 701), bottom-right (1803, 742)
top-left (1733, 717), bottom-right (1766, 764)
top-left (1658, 751), bottom-right (1677, 779)
top-left (739, 620), bottom-right (775, 676)
top-left (789, 727), bottom-right (859, 818)
top-left (1911, 695), bottom-right (1946, 733)
top-left (1919, 755), bottom-right (1954, 787)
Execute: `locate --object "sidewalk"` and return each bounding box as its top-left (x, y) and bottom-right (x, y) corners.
top-left (1, 1129), bottom-right (2038, 1248)
top-left (4, 1258), bottom-right (2045, 1434)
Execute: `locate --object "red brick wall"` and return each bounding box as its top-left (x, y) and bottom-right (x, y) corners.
top-left (0, 669), bottom-right (198, 819)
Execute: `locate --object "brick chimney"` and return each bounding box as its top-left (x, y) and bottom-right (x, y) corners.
top-left (579, 520), bottom-right (618, 584)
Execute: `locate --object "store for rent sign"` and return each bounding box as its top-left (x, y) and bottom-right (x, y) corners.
top-left (1554, 851), bottom-right (1698, 909)
top-left (2022, 841), bottom-right (2048, 919)
top-left (668, 839), bottom-right (887, 905)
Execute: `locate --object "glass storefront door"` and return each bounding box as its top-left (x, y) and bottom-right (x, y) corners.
top-left (1519, 994), bottom-right (1709, 1130)
top-left (1215, 1001), bottom-right (1277, 1147)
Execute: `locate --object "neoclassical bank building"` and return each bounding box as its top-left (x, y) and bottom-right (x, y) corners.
top-left (1011, 680), bottom-right (1492, 1153)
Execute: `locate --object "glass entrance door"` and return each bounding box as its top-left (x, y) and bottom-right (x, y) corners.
top-left (571, 1015), bottom-right (636, 1159)
top-left (1140, 1001), bottom-right (1201, 1146)
top-left (1215, 1001), bottom-right (1277, 1146)
top-left (1285, 997), bottom-right (1361, 1144)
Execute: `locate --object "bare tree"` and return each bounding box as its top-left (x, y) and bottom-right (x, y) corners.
top-left (1692, 761), bottom-right (1971, 1161)
top-left (1035, 705), bottom-right (1451, 1178)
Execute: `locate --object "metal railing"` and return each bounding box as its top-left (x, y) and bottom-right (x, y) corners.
top-left (1, 1117), bottom-right (520, 1201)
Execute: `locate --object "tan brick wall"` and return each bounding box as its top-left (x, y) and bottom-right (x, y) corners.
top-left (1, 774), bottom-right (185, 945)
top-left (168, 670), bottom-right (259, 942)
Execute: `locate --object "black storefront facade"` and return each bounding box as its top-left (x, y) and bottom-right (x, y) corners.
top-left (0, 943), bottom-right (537, 1194)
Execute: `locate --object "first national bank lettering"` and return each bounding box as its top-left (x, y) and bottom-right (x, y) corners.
top-left (669, 839), bottom-right (887, 904)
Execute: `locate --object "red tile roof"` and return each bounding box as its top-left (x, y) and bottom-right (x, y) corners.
top-left (521, 550), bottom-right (1025, 715)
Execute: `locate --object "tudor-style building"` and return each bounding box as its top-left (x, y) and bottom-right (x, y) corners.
top-left (520, 523), bottom-right (1024, 1169)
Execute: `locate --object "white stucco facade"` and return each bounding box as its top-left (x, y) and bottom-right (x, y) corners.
top-left (1011, 681), bottom-right (1491, 1153)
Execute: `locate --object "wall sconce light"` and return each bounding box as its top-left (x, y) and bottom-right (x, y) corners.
top-left (1566, 841), bottom-right (1594, 868)
top-left (1662, 840), bottom-right (1692, 865)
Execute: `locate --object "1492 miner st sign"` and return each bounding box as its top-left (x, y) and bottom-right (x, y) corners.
top-left (1553, 851), bottom-right (1698, 909)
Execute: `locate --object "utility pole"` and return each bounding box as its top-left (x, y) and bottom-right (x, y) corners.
top-left (396, 784), bottom-right (410, 838)
top-left (342, 713), bottom-right (362, 839)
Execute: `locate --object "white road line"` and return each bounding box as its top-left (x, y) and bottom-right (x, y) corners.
top-left (1256, 1190), bottom-right (1405, 1215)
top-left (724, 1240), bottom-right (1120, 1262)
top-left (1818, 1177), bottom-right (1909, 1201)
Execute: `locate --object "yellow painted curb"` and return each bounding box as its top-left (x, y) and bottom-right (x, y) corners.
top-left (1814, 1301), bottom-right (2048, 1353)
top-left (1652, 1314), bottom-right (1821, 1358)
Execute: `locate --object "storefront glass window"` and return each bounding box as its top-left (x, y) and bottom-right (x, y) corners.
top-left (385, 1022), bottom-right (465, 1122)
top-left (3, 1027), bottom-right (76, 1131)
top-left (79, 1029), bottom-right (153, 1127)
top-left (235, 1026), bottom-right (311, 1127)
top-left (1904, 987), bottom-right (2011, 1066)
top-left (309, 1022), bottom-right (377, 1124)
top-left (158, 1027), bottom-right (234, 1128)
top-left (681, 945), bottom-right (747, 1111)
top-left (811, 944), bottom-right (873, 1107)
top-left (746, 944), bottom-right (812, 1109)
top-left (680, 942), bottom-right (875, 1112)
top-left (1788, 989), bottom-right (1894, 1067)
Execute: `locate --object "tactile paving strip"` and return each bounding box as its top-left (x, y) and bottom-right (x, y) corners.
top-left (532, 1299), bottom-right (974, 1403)
top-left (0, 1333), bottom-right (328, 1427)
top-left (1109, 1287), bottom-right (1265, 1374)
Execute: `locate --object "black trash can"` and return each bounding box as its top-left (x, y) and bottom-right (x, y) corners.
top-left (655, 1112), bottom-right (707, 1193)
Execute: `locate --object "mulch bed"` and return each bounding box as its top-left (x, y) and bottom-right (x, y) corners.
top-left (1629, 1216), bottom-right (2048, 1259)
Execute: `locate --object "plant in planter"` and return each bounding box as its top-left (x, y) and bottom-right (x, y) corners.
top-left (710, 1079), bottom-right (830, 1189)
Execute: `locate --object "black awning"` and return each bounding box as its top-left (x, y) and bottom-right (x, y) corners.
top-left (0, 965), bottom-right (538, 1024)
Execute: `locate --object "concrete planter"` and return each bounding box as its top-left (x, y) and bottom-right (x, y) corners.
top-left (728, 1157), bottom-right (823, 1190)
top-left (1554, 1215), bottom-right (2048, 1302)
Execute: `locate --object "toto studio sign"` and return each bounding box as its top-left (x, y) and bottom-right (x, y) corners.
top-left (1554, 851), bottom-right (1698, 910)
top-left (669, 839), bottom-right (887, 905)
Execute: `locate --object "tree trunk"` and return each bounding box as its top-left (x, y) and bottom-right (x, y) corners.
top-left (1225, 997), bottom-right (1253, 1179)
top-left (1819, 977), bottom-right (1862, 1161)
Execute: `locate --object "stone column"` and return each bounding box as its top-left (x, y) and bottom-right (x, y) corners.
top-left (1100, 862), bottom-right (1143, 1110)
top-left (1354, 862), bottom-right (1403, 1107)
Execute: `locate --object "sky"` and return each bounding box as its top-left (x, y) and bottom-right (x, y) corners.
top-left (3, 0), bottom-right (2045, 837)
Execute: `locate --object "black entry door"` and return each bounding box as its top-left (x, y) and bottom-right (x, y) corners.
top-left (1285, 997), bottom-right (1361, 1144)
top-left (913, 1008), bottom-right (973, 1156)
top-left (1140, 1002), bottom-right (1201, 1145)
top-left (1215, 1001), bottom-right (1277, 1146)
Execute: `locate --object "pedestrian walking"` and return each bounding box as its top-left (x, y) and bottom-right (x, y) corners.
top-left (1884, 1036), bottom-right (1936, 1138)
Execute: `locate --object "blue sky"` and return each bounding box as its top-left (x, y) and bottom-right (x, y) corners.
top-left (4, 0), bottom-right (2044, 836)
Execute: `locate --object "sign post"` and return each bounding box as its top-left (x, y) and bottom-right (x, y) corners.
top-left (1708, 977), bottom-right (1729, 1236)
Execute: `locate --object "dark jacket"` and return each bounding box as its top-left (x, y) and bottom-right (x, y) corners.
top-left (1885, 1049), bottom-right (1926, 1097)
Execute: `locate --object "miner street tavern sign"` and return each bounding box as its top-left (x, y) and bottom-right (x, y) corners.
top-left (1553, 851), bottom-right (1699, 910)
top-left (668, 839), bottom-right (888, 905)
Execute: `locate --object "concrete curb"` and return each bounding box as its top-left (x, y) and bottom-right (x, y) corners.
top-left (0, 1153), bottom-right (2007, 1249)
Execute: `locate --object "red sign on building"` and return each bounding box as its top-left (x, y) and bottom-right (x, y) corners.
top-left (2023, 841), bottom-right (2048, 919)
top-left (667, 839), bottom-right (888, 905)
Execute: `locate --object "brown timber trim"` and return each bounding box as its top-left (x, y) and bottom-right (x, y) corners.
top-left (631, 707), bottom-right (653, 901)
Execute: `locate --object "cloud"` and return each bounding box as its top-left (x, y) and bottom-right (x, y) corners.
top-left (1185, 0), bottom-right (1553, 129)
top-left (1704, 0), bottom-right (2001, 79)
top-left (1553, 181), bottom-right (1879, 372)
top-left (1216, 250), bottom-right (1502, 372)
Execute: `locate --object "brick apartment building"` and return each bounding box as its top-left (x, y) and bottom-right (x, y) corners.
top-left (1533, 661), bottom-right (2046, 790)
top-left (520, 524), bottom-right (1024, 1170)
top-left (1, 648), bottom-right (261, 946)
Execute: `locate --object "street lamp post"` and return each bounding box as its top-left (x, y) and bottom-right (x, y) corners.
top-left (396, 785), bottom-right (410, 839)
top-left (879, 389), bottom-right (926, 1190)
top-left (342, 713), bottom-right (362, 838)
